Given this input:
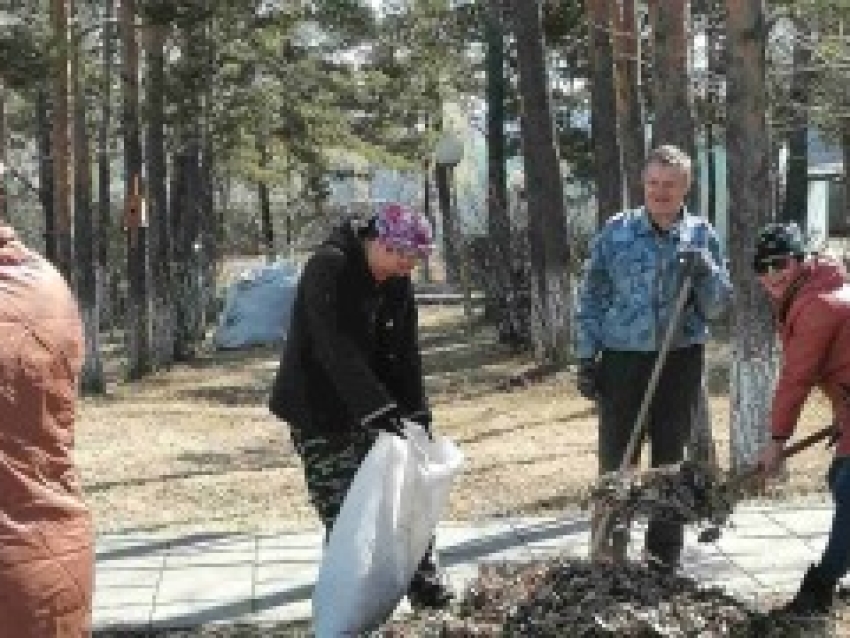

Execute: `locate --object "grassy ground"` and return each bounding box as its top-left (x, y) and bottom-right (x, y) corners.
top-left (76, 305), bottom-right (835, 535)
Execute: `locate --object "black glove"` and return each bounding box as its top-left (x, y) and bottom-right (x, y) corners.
top-left (370, 408), bottom-right (406, 438)
top-left (577, 358), bottom-right (599, 401)
top-left (678, 247), bottom-right (714, 279)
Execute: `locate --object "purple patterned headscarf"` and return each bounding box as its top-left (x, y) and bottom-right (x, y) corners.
top-left (374, 202), bottom-right (433, 257)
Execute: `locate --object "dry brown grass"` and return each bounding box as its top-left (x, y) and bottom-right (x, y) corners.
top-left (76, 306), bottom-right (834, 535)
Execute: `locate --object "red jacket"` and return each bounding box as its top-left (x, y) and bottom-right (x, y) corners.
top-left (771, 257), bottom-right (850, 455)
top-left (0, 224), bottom-right (93, 636)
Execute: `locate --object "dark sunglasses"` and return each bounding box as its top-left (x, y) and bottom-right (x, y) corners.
top-left (753, 255), bottom-right (793, 276)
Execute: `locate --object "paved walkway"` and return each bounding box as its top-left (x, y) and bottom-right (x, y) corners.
top-left (93, 502), bottom-right (836, 631)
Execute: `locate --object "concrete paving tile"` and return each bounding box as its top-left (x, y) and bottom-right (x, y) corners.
top-left (96, 538), bottom-right (173, 565)
top-left (97, 532), bottom-right (175, 549)
top-left (94, 584), bottom-right (158, 609)
top-left (681, 557), bottom-right (740, 581)
top-left (713, 534), bottom-right (814, 559)
top-left (156, 565), bottom-right (254, 604)
top-left (151, 600), bottom-right (255, 628)
top-left (256, 561), bottom-right (318, 585)
top-left (166, 536), bottom-right (257, 555)
top-left (96, 566), bottom-right (163, 589)
top-left (165, 550), bottom-right (256, 568)
top-left (749, 571), bottom-right (802, 592)
top-left (94, 555), bottom-right (166, 572)
top-left (254, 576), bottom-right (314, 603)
top-left (92, 604), bottom-right (152, 630)
top-left (257, 531), bottom-right (324, 549)
top-left (766, 508), bottom-right (833, 536)
top-left (257, 544), bottom-right (323, 565)
top-left (722, 511), bottom-right (790, 537)
top-left (436, 524), bottom-right (492, 547)
top-left (249, 600), bottom-right (313, 624)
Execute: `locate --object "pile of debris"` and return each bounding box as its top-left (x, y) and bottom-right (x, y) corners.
top-left (584, 460), bottom-right (753, 542)
top-left (380, 559), bottom-right (827, 637)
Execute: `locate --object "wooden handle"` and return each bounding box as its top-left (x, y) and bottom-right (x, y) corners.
top-left (781, 425), bottom-right (837, 458)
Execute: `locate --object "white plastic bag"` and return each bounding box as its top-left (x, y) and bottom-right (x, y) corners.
top-left (312, 422), bottom-right (464, 637)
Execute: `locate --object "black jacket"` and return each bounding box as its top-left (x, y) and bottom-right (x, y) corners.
top-left (268, 219), bottom-right (429, 439)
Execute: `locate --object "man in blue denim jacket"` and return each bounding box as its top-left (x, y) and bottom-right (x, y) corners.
top-left (575, 145), bottom-right (732, 568)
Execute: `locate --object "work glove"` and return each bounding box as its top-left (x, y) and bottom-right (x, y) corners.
top-left (370, 407), bottom-right (406, 438)
top-left (677, 247), bottom-right (714, 280)
top-left (577, 358), bottom-right (599, 401)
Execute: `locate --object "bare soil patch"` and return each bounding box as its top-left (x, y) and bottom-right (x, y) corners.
top-left (77, 306), bottom-right (835, 535)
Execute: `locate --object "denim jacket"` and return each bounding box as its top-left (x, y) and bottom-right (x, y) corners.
top-left (575, 207), bottom-right (732, 359)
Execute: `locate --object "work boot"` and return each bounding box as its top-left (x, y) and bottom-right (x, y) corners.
top-left (778, 564), bottom-right (837, 616)
top-left (590, 508), bottom-right (628, 564)
top-left (406, 570), bottom-right (455, 611)
top-left (406, 549), bottom-right (454, 611)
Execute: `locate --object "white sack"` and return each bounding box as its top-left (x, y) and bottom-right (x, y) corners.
top-left (312, 422), bottom-right (464, 637)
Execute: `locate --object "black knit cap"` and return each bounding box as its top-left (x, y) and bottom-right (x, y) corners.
top-left (753, 222), bottom-right (805, 271)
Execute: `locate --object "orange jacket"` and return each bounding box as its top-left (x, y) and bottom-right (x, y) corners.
top-left (0, 224), bottom-right (93, 637)
top-left (771, 257), bottom-right (850, 455)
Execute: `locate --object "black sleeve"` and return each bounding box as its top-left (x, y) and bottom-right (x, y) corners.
top-left (395, 282), bottom-right (430, 426)
top-left (300, 249), bottom-right (397, 426)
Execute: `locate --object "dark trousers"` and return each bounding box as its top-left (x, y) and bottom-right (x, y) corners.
top-left (820, 456), bottom-right (850, 580)
top-left (596, 344), bottom-right (704, 564)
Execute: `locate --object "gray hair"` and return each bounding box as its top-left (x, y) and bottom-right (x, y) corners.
top-left (645, 145), bottom-right (692, 184)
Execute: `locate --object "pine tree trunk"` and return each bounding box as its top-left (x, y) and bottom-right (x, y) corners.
top-left (98, 0), bottom-right (115, 331)
top-left (781, 20), bottom-right (811, 227)
top-left (37, 89), bottom-right (56, 263)
top-left (842, 119), bottom-right (850, 237)
top-left (486, 0), bottom-right (524, 346)
top-left (73, 25), bottom-right (104, 394)
top-left (257, 135), bottom-right (274, 262)
top-left (704, 1), bottom-right (723, 225)
top-left (509, 0), bottom-right (571, 364)
top-left (725, 0), bottom-right (777, 470)
top-left (199, 22), bottom-right (218, 326)
top-left (145, 21), bottom-right (173, 369)
top-left (0, 83), bottom-right (7, 220)
top-left (587, 0), bottom-right (623, 225)
top-left (121, 0), bottom-right (151, 380)
top-left (420, 162), bottom-right (433, 283)
top-left (649, 0), bottom-right (695, 156)
top-left (611, 0), bottom-right (645, 209)
top-left (170, 144), bottom-right (193, 362)
top-left (169, 17), bottom-right (208, 361)
top-left (435, 163), bottom-right (460, 285)
top-left (50, 0), bottom-right (74, 281)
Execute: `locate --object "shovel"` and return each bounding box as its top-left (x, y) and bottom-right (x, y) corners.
top-left (588, 423), bottom-right (839, 546)
top-left (697, 423), bottom-right (838, 542)
top-left (590, 268), bottom-right (695, 561)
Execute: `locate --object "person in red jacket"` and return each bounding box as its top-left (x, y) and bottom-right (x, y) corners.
top-left (0, 196), bottom-right (94, 635)
top-left (755, 222), bottom-right (850, 616)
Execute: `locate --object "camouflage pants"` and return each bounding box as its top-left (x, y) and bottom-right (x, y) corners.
top-left (290, 426), bottom-right (442, 582)
top-left (289, 427), bottom-right (377, 532)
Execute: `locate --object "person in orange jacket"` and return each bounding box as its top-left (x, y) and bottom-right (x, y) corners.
top-left (0, 172), bottom-right (94, 636)
top-left (755, 222), bottom-right (850, 616)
